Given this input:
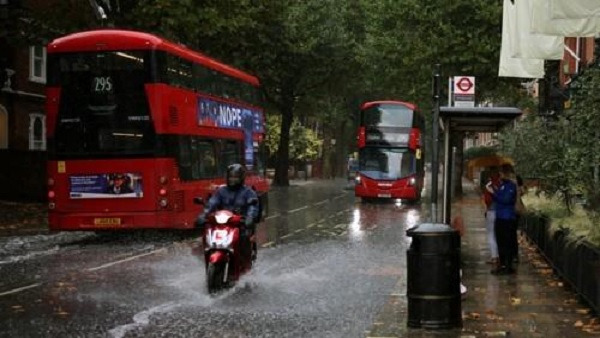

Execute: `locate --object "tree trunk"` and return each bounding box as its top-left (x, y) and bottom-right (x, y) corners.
top-left (322, 133), bottom-right (332, 179)
top-left (273, 104), bottom-right (294, 186)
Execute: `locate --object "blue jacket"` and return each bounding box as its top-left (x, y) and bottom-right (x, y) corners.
top-left (492, 179), bottom-right (517, 220)
top-left (203, 185), bottom-right (259, 222)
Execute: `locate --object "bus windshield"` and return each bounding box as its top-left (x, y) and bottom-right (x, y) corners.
top-left (359, 147), bottom-right (415, 180)
top-left (48, 51), bottom-right (156, 158)
top-left (362, 104), bottom-right (414, 128)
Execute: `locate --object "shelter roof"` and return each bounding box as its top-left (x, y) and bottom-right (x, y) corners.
top-left (439, 107), bottom-right (522, 132)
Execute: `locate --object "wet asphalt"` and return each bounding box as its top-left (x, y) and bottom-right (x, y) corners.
top-left (1, 178), bottom-right (599, 337)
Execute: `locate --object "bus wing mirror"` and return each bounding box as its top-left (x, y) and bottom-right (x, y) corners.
top-left (248, 197), bottom-right (259, 206)
top-left (193, 197), bottom-right (204, 205)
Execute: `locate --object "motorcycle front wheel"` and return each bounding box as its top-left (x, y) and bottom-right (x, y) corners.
top-left (206, 262), bottom-right (225, 294)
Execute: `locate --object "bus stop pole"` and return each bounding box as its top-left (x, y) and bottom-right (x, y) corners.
top-left (431, 64), bottom-right (441, 222)
top-left (442, 119), bottom-right (451, 225)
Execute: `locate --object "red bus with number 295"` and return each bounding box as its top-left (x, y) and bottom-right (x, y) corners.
top-left (354, 101), bottom-right (424, 202)
top-left (46, 30), bottom-right (269, 231)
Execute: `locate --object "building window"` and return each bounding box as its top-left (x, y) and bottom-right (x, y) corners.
top-left (29, 46), bottom-right (46, 83)
top-left (29, 113), bottom-right (46, 150)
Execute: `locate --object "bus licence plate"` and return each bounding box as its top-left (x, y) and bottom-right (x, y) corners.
top-left (94, 218), bottom-right (121, 226)
top-left (377, 193), bottom-right (391, 198)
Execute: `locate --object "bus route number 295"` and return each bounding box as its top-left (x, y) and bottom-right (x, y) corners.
top-left (93, 76), bottom-right (113, 93)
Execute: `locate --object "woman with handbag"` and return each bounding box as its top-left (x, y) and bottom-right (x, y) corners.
top-left (486, 164), bottom-right (518, 275)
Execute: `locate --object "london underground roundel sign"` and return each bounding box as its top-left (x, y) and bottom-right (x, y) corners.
top-left (453, 76), bottom-right (475, 95)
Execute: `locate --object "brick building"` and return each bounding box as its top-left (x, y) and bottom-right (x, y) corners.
top-left (1, 1), bottom-right (51, 201)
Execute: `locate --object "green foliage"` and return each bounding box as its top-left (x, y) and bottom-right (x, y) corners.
top-left (266, 116), bottom-right (321, 163)
top-left (359, 0), bottom-right (521, 108)
top-left (21, 0), bottom-right (525, 185)
top-left (499, 65), bottom-right (600, 214)
top-left (523, 192), bottom-right (600, 248)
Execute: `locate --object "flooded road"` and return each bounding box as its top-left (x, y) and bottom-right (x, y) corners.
top-left (0, 179), bottom-right (424, 337)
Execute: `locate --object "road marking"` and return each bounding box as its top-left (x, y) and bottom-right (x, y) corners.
top-left (280, 233), bottom-right (293, 239)
top-left (288, 205), bottom-right (309, 213)
top-left (0, 283), bottom-right (42, 297)
top-left (338, 230), bottom-right (347, 237)
top-left (265, 213), bottom-right (280, 220)
top-left (87, 248), bottom-right (166, 272)
top-left (109, 302), bottom-right (178, 338)
top-left (333, 194), bottom-right (345, 200)
top-left (306, 222), bottom-right (317, 228)
top-left (294, 229), bottom-right (304, 233)
top-left (261, 241), bottom-right (274, 248)
top-left (313, 200), bottom-right (329, 206)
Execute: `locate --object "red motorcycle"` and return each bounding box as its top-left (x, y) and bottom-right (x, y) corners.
top-left (194, 202), bottom-right (256, 294)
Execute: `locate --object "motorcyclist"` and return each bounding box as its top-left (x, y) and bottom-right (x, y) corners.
top-left (196, 163), bottom-right (259, 260)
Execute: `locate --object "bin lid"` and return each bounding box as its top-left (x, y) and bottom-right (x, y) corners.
top-left (406, 223), bottom-right (455, 236)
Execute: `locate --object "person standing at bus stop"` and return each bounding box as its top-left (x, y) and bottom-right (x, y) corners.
top-left (483, 169), bottom-right (501, 269)
top-left (486, 164), bottom-right (518, 275)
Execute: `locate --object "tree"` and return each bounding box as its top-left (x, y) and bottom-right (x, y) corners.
top-left (242, 0), bottom-right (361, 185)
top-left (265, 115), bottom-right (321, 168)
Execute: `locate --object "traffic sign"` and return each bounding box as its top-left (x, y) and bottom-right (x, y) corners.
top-left (453, 76), bottom-right (475, 107)
top-left (454, 76), bottom-right (475, 95)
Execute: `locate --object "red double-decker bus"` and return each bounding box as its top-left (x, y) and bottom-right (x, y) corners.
top-left (45, 30), bottom-right (268, 231)
top-left (354, 101), bottom-right (424, 202)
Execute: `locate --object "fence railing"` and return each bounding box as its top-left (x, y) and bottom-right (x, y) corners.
top-left (522, 213), bottom-right (600, 315)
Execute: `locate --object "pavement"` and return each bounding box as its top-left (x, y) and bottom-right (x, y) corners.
top-left (368, 178), bottom-right (600, 337)
top-left (0, 200), bottom-right (48, 237)
top-left (2, 179), bottom-right (600, 337)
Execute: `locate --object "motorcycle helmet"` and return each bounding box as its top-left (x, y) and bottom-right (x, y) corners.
top-left (226, 163), bottom-right (246, 189)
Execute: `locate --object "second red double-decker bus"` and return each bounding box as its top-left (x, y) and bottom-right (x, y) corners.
top-left (354, 100), bottom-right (424, 202)
top-left (45, 30), bottom-right (268, 231)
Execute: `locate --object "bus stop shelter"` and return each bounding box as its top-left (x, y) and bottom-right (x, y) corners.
top-left (435, 106), bottom-right (522, 225)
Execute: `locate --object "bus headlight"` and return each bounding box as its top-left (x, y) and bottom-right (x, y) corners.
top-left (355, 176), bottom-right (361, 184)
top-left (408, 177), bottom-right (416, 186)
top-left (159, 198), bottom-right (168, 208)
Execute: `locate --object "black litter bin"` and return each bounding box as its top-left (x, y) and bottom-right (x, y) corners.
top-left (406, 223), bottom-right (462, 329)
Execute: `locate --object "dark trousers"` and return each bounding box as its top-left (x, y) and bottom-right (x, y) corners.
top-left (494, 218), bottom-right (518, 268)
top-left (240, 230), bottom-right (252, 262)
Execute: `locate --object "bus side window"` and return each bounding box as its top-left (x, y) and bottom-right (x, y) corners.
top-left (221, 74), bottom-right (233, 99)
top-left (190, 137), bottom-right (201, 179)
top-left (196, 139), bottom-right (217, 178)
top-left (194, 64), bottom-right (211, 95)
top-left (166, 54), bottom-right (180, 87)
top-left (178, 136), bottom-right (193, 180)
top-left (179, 59), bottom-right (193, 90)
top-left (219, 140), bottom-right (243, 175)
